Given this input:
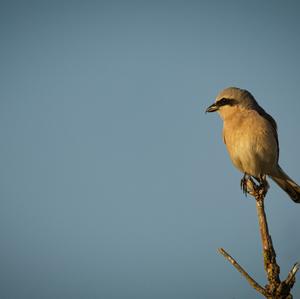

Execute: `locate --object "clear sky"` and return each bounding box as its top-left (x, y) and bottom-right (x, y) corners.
top-left (1, 1), bottom-right (300, 298)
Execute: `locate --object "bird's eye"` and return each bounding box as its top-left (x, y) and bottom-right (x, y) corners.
top-left (218, 98), bottom-right (229, 106)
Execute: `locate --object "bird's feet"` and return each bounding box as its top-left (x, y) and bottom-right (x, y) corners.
top-left (240, 173), bottom-right (252, 196)
top-left (240, 174), bottom-right (269, 199)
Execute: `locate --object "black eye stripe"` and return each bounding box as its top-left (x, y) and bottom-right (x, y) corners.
top-left (217, 98), bottom-right (237, 107)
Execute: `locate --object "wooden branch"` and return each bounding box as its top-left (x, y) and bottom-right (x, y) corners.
top-left (255, 196), bottom-right (281, 292)
top-left (218, 248), bottom-right (268, 297)
top-left (219, 177), bottom-right (298, 298)
top-left (284, 263), bottom-right (300, 290)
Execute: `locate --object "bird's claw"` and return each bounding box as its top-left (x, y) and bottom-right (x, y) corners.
top-left (240, 174), bottom-right (251, 196)
top-left (240, 174), bottom-right (269, 199)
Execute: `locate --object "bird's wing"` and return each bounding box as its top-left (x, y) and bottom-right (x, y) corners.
top-left (256, 106), bottom-right (279, 161)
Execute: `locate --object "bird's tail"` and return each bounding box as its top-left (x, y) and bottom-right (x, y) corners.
top-left (270, 165), bottom-right (300, 203)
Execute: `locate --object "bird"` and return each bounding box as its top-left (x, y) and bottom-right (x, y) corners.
top-left (206, 87), bottom-right (300, 203)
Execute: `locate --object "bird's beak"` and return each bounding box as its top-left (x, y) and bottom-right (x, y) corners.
top-left (205, 103), bottom-right (219, 113)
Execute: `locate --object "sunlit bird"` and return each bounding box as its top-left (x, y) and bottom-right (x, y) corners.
top-left (206, 87), bottom-right (300, 202)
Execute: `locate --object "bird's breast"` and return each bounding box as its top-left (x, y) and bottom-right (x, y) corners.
top-left (223, 113), bottom-right (278, 177)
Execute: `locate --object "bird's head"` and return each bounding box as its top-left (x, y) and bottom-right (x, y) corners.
top-left (206, 87), bottom-right (258, 120)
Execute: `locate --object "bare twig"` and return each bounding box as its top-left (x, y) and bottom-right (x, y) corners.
top-left (284, 263), bottom-right (300, 289)
top-left (218, 248), bottom-right (268, 297)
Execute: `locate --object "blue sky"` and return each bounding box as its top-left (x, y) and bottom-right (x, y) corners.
top-left (1, 1), bottom-right (300, 298)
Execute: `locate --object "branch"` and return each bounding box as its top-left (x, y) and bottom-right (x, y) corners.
top-left (218, 177), bottom-right (298, 298)
top-left (218, 248), bottom-right (269, 297)
top-left (255, 197), bottom-right (280, 288)
top-left (284, 263), bottom-right (300, 289)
